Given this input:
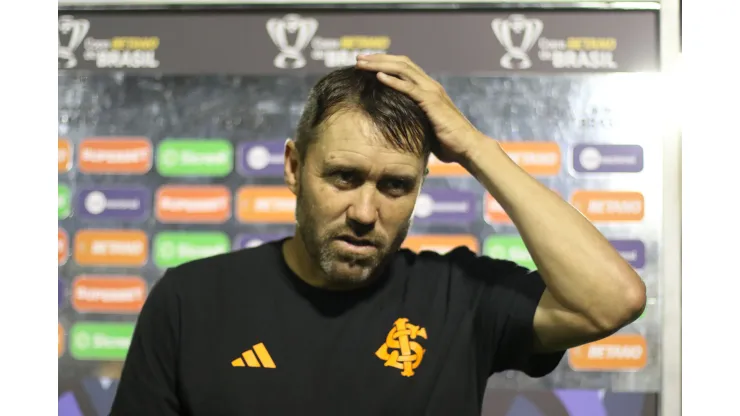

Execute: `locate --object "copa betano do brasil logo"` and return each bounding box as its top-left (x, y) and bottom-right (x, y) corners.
top-left (266, 13), bottom-right (391, 69)
top-left (492, 14), bottom-right (618, 70)
top-left (59, 15), bottom-right (160, 69)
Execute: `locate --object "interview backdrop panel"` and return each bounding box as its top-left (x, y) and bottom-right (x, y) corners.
top-left (58, 8), bottom-right (663, 416)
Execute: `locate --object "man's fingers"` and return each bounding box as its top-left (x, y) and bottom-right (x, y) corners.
top-left (357, 54), bottom-right (448, 103)
top-left (375, 72), bottom-right (419, 97)
top-left (357, 59), bottom-right (416, 81)
top-left (358, 54), bottom-right (426, 73)
top-left (356, 58), bottom-right (436, 91)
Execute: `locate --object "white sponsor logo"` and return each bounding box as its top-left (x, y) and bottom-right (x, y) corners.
top-left (246, 146), bottom-right (282, 170)
top-left (267, 14), bottom-right (319, 69)
top-left (578, 146), bottom-right (639, 171)
top-left (159, 196), bottom-right (228, 213)
top-left (492, 14), bottom-right (618, 70)
top-left (59, 15), bottom-right (160, 69)
top-left (84, 191), bottom-right (141, 215)
top-left (176, 243), bottom-right (227, 259)
top-left (90, 240), bottom-right (144, 256)
top-left (157, 241), bottom-right (228, 260)
top-left (492, 14), bottom-right (542, 69)
top-left (267, 14), bottom-right (390, 69)
top-left (92, 333), bottom-right (131, 350)
top-left (253, 197), bottom-right (296, 212)
top-left (75, 286), bottom-right (145, 303)
top-left (81, 147), bottom-right (150, 164)
top-left (83, 36), bottom-right (160, 69)
top-left (413, 193), bottom-right (469, 219)
top-left (59, 15), bottom-right (90, 68)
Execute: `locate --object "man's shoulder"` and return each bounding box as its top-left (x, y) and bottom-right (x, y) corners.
top-left (397, 245), bottom-right (482, 269)
top-left (387, 245), bottom-right (510, 313)
top-left (155, 243), bottom-right (280, 292)
top-left (396, 244), bottom-right (530, 283)
top-left (393, 245), bottom-right (483, 287)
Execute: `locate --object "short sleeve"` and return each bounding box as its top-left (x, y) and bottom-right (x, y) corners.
top-left (111, 270), bottom-right (182, 415)
top-left (451, 248), bottom-right (564, 378)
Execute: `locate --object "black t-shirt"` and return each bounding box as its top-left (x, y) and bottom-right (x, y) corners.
top-left (111, 239), bottom-right (564, 416)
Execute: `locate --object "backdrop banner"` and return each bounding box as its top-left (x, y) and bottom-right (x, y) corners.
top-left (59, 8), bottom-right (662, 416)
top-left (58, 10), bottom-right (658, 74)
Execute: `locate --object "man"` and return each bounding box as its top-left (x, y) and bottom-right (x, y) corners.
top-left (111, 55), bottom-right (646, 415)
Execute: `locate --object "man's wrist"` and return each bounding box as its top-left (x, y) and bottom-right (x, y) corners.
top-left (459, 134), bottom-right (509, 177)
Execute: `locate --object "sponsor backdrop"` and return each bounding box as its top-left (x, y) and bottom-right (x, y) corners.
top-left (58, 9), bottom-right (662, 416)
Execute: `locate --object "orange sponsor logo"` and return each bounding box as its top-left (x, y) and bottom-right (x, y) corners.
top-left (78, 137), bottom-right (152, 174)
top-left (499, 142), bottom-right (561, 176)
top-left (376, 318), bottom-right (427, 377)
top-left (59, 138), bottom-right (72, 173)
top-left (236, 186), bottom-right (296, 223)
top-left (58, 228), bottom-right (69, 266)
top-left (484, 189), bottom-right (561, 224)
top-left (570, 191), bottom-right (644, 222)
top-left (71, 275), bottom-right (147, 313)
top-left (59, 323), bottom-right (64, 357)
top-left (568, 334), bottom-right (647, 371)
top-left (426, 154), bottom-right (469, 177)
top-left (402, 234), bottom-right (479, 254)
top-left (156, 185), bottom-right (231, 223)
top-left (74, 229), bottom-right (148, 266)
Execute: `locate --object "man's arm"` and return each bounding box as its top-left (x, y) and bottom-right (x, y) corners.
top-left (110, 270), bottom-right (182, 415)
top-left (462, 137), bottom-right (647, 352)
top-left (354, 53), bottom-right (646, 353)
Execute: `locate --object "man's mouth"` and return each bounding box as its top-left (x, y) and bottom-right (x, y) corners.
top-left (336, 235), bottom-right (376, 247)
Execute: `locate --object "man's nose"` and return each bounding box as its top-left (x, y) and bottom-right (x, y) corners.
top-left (347, 186), bottom-right (379, 227)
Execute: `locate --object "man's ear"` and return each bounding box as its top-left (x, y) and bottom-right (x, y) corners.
top-left (284, 139), bottom-right (301, 196)
top-left (421, 160), bottom-right (429, 188)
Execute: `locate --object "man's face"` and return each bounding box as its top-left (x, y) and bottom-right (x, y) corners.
top-left (286, 110), bottom-right (425, 286)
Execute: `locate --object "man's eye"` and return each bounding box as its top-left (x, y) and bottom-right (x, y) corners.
top-left (387, 180), bottom-right (405, 190)
top-left (381, 179), bottom-right (411, 196)
top-left (338, 171), bottom-right (353, 182)
top-left (331, 170), bottom-right (356, 187)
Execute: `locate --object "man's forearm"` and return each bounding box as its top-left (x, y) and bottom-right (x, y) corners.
top-left (462, 135), bottom-right (646, 330)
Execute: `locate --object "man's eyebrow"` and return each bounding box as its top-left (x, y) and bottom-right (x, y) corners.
top-left (321, 160), bottom-right (361, 170)
top-left (322, 160), bottom-right (420, 181)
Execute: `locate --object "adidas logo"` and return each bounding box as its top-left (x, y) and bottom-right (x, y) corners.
top-left (231, 342), bottom-right (276, 368)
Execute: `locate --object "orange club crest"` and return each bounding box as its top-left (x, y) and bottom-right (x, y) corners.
top-left (375, 318), bottom-right (427, 377)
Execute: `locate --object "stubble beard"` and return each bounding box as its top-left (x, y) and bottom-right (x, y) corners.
top-left (295, 184), bottom-right (411, 287)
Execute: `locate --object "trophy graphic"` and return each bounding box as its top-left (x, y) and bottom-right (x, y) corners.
top-left (491, 14), bottom-right (543, 70)
top-left (58, 15), bottom-right (90, 69)
top-left (266, 14), bottom-right (319, 69)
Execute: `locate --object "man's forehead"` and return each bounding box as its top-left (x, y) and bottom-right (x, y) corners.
top-left (319, 147), bottom-right (422, 172)
top-left (313, 116), bottom-right (421, 165)
top-left (318, 111), bottom-right (385, 147)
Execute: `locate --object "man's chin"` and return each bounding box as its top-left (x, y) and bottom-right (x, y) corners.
top-left (323, 259), bottom-right (376, 286)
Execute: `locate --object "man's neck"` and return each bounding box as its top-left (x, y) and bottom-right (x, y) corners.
top-left (282, 233), bottom-right (330, 289)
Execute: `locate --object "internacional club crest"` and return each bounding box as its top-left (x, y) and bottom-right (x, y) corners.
top-left (491, 14), bottom-right (543, 70)
top-left (375, 318), bottom-right (427, 377)
top-left (58, 15), bottom-right (90, 69)
top-left (266, 14), bottom-right (319, 69)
